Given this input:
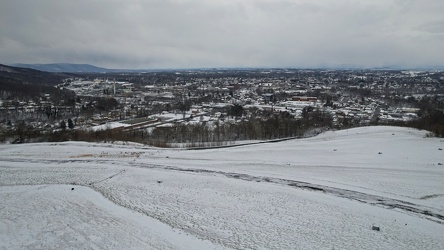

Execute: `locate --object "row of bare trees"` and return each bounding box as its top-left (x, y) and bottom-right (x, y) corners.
top-left (146, 108), bottom-right (333, 146)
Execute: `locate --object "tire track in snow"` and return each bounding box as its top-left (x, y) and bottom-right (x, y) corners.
top-left (2, 157), bottom-right (443, 224)
top-left (129, 162), bottom-right (444, 224)
top-left (420, 194), bottom-right (444, 200)
top-left (89, 169), bottom-right (127, 185)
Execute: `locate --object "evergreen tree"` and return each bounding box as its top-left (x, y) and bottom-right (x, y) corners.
top-left (68, 118), bottom-right (74, 129)
top-left (60, 120), bottom-right (66, 130)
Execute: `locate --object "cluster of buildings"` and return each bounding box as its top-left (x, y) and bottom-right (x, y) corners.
top-left (1, 69), bottom-right (443, 134)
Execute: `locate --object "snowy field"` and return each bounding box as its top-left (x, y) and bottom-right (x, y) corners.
top-left (1, 126), bottom-right (443, 249)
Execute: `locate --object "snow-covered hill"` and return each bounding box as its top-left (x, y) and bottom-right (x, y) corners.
top-left (1, 126), bottom-right (443, 249)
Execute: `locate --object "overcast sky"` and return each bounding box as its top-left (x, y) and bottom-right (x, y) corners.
top-left (1, 0), bottom-right (443, 69)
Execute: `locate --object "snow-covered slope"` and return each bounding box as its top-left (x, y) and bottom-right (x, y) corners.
top-left (1, 126), bottom-right (443, 249)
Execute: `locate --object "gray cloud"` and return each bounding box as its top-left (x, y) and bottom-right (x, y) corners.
top-left (1, 0), bottom-right (443, 69)
top-left (417, 20), bottom-right (444, 34)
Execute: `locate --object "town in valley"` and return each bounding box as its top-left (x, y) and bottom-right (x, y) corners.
top-left (1, 66), bottom-right (443, 145)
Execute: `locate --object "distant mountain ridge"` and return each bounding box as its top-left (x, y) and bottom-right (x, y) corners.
top-left (9, 63), bottom-right (444, 73)
top-left (11, 63), bottom-right (115, 73)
